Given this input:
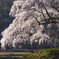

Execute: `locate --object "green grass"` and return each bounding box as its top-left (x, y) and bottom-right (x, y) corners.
top-left (0, 52), bottom-right (30, 55)
top-left (20, 48), bottom-right (59, 59)
top-left (0, 52), bottom-right (30, 59)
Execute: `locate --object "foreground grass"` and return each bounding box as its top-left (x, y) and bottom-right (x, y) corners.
top-left (20, 48), bottom-right (59, 59)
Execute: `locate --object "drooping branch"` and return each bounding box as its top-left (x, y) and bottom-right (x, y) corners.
top-left (32, 14), bottom-right (58, 25)
top-left (33, 15), bottom-right (40, 25)
top-left (43, 3), bottom-right (51, 18)
top-left (36, 1), bottom-right (59, 25)
top-left (36, 10), bottom-right (47, 21)
top-left (30, 0), bottom-right (59, 25)
top-left (30, 8), bottom-right (47, 21)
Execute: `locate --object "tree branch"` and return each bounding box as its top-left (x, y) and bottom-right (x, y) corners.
top-left (31, 0), bottom-right (59, 25)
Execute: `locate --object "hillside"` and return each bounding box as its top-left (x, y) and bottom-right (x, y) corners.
top-left (20, 48), bottom-right (59, 59)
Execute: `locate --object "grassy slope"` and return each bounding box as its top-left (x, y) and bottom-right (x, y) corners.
top-left (20, 48), bottom-right (59, 59)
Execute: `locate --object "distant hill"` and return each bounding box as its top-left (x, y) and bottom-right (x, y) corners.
top-left (20, 48), bottom-right (59, 59)
top-left (0, 0), bottom-right (14, 39)
top-left (0, 0), bottom-right (14, 20)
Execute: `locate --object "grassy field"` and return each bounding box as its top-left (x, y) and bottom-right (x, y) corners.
top-left (0, 52), bottom-right (30, 59)
top-left (20, 48), bottom-right (59, 59)
top-left (0, 52), bottom-right (30, 55)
